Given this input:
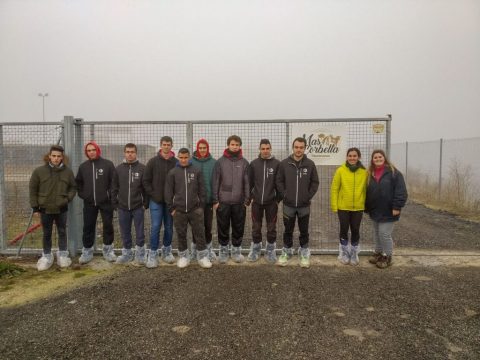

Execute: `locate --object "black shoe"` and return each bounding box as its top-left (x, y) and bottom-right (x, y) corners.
top-left (376, 254), bottom-right (392, 269)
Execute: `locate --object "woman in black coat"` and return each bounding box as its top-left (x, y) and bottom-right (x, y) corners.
top-left (365, 149), bottom-right (408, 268)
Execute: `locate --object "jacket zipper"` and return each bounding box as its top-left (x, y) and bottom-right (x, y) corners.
top-left (92, 162), bottom-right (97, 206)
top-left (295, 165), bottom-right (299, 207)
top-left (353, 171), bottom-right (356, 210)
top-left (261, 160), bottom-right (266, 205)
top-left (128, 164), bottom-right (132, 210)
top-left (184, 167), bottom-right (188, 211)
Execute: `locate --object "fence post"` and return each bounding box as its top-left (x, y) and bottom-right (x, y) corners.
top-left (386, 114), bottom-right (392, 157)
top-left (438, 138), bottom-right (443, 200)
top-left (0, 125), bottom-right (6, 250)
top-left (405, 141), bottom-right (408, 184)
top-left (186, 122), bottom-right (193, 151)
top-left (64, 116), bottom-right (84, 256)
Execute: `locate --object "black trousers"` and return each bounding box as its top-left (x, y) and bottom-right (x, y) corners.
top-left (216, 203), bottom-right (246, 247)
top-left (82, 202), bottom-right (114, 248)
top-left (40, 211), bottom-right (67, 253)
top-left (282, 205), bottom-right (310, 249)
top-left (192, 203), bottom-right (213, 245)
top-left (337, 210), bottom-right (363, 246)
top-left (251, 202), bottom-right (278, 244)
top-left (174, 207), bottom-right (206, 252)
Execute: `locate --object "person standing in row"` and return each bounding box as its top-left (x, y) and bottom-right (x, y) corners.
top-left (76, 141), bottom-right (117, 264)
top-left (165, 148), bottom-right (212, 269)
top-left (212, 135), bottom-right (250, 263)
top-left (29, 145), bottom-right (77, 271)
top-left (143, 136), bottom-right (177, 268)
top-left (365, 149), bottom-right (407, 269)
top-left (276, 137), bottom-right (319, 268)
top-left (112, 143), bottom-right (148, 265)
top-left (247, 139), bottom-right (280, 263)
top-left (190, 138), bottom-right (217, 262)
top-left (330, 147), bottom-right (368, 266)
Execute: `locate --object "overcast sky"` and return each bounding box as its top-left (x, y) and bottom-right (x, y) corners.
top-left (1, 0), bottom-right (479, 143)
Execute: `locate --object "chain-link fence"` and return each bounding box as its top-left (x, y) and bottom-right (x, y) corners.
top-left (0, 117), bottom-right (390, 254)
top-left (391, 137), bottom-right (480, 213)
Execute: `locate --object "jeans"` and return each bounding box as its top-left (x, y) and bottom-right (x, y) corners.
top-left (82, 202), bottom-right (114, 248)
top-left (251, 202), bottom-right (278, 244)
top-left (40, 211), bottom-right (68, 253)
top-left (216, 203), bottom-right (246, 247)
top-left (337, 210), bottom-right (363, 246)
top-left (149, 200), bottom-right (173, 251)
top-left (118, 207), bottom-right (145, 249)
top-left (372, 221), bottom-right (395, 255)
top-left (282, 205), bottom-right (310, 249)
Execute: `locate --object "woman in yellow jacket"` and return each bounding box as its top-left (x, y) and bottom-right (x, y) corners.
top-left (330, 147), bottom-right (368, 265)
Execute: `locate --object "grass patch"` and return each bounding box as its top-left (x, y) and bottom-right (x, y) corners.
top-left (0, 261), bottom-right (26, 278)
top-left (73, 272), bottom-right (87, 279)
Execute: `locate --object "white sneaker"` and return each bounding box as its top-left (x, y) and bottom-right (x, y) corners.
top-left (145, 250), bottom-right (159, 268)
top-left (103, 244), bottom-right (117, 262)
top-left (198, 256), bottom-right (212, 269)
top-left (56, 250), bottom-right (72, 268)
top-left (177, 256), bottom-right (190, 268)
top-left (79, 247), bottom-right (94, 264)
top-left (37, 253), bottom-right (54, 271)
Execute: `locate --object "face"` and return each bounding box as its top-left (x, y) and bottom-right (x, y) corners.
top-left (198, 143), bottom-right (208, 157)
top-left (161, 141), bottom-right (172, 155)
top-left (124, 147), bottom-right (137, 163)
top-left (228, 140), bottom-right (241, 153)
top-left (346, 150), bottom-right (360, 165)
top-left (178, 152), bottom-right (190, 167)
top-left (260, 144), bottom-right (272, 159)
top-left (49, 150), bottom-right (63, 166)
top-left (86, 145), bottom-right (97, 160)
top-left (292, 141), bottom-right (306, 158)
top-left (372, 152), bottom-right (385, 167)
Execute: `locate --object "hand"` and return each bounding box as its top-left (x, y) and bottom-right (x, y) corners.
top-left (213, 203), bottom-right (219, 210)
top-left (171, 210), bottom-right (176, 216)
top-left (392, 209), bottom-right (401, 216)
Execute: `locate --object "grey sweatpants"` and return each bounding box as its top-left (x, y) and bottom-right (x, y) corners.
top-left (372, 221), bottom-right (395, 256)
top-left (173, 207), bottom-right (206, 252)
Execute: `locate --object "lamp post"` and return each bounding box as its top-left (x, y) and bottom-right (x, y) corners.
top-left (38, 93), bottom-right (48, 122)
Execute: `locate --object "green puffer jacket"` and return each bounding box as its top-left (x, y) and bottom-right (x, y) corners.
top-left (29, 164), bottom-right (77, 214)
top-left (191, 151), bottom-right (216, 204)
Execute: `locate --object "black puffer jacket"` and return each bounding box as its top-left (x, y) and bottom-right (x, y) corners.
top-left (165, 163), bottom-right (205, 213)
top-left (248, 155), bottom-right (280, 205)
top-left (76, 157), bottom-right (116, 206)
top-left (112, 160), bottom-right (148, 211)
top-left (365, 166), bottom-right (408, 222)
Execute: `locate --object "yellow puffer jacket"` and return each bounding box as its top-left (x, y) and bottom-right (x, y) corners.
top-left (330, 163), bottom-right (368, 212)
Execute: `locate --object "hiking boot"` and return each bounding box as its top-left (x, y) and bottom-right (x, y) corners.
top-left (206, 242), bottom-right (217, 262)
top-left (350, 245), bottom-right (360, 266)
top-left (161, 245), bottom-right (175, 264)
top-left (197, 249), bottom-right (212, 269)
top-left (299, 247), bottom-right (311, 268)
top-left (79, 247), bottom-right (94, 264)
top-left (231, 246), bottom-right (245, 263)
top-left (177, 250), bottom-right (190, 268)
top-left (37, 252), bottom-right (54, 271)
top-left (277, 247), bottom-right (293, 266)
top-left (218, 245), bottom-right (229, 264)
top-left (338, 244), bottom-right (350, 265)
top-left (134, 245), bottom-right (146, 266)
top-left (247, 242), bottom-right (261, 262)
top-left (368, 251), bottom-right (383, 264)
top-left (116, 248), bottom-right (134, 264)
top-left (265, 242), bottom-right (277, 264)
top-left (376, 254), bottom-right (393, 269)
top-left (56, 250), bottom-right (72, 268)
top-left (103, 244), bottom-right (117, 262)
top-left (146, 249), bottom-right (159, 268)
top-left (190, 243), bottom-right (197, 262)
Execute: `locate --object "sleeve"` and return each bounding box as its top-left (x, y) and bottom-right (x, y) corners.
top-left (276, 162), bottom-right (285, 200)
top-left (248, 162), bottom-right (254, 200)
top-left (142, 159), bottom-right (154, 197)
top-left (140, 169), bottom-right (149, 209)
top-left (243, 161), bottom-right (250, 205)
top-left (111, 167), bottom-right (119, 207)
top-left (29, 169), bottom-right (40, 210)
top-left (164, 170), bottom-right (175, 213)
top-left (392, 170), bottom-right (408, 210)
top-left (211, 161), bottom-right (221, 204)
top-left (330, 168), bottom-right (341, 212)
top-left (75, 165), bottom-right (84, 199)
top-left (67, 169), bottom-right (77, 202)
top-left (197, 169), bottom-right (206, 208)
top-left (308, 164), bottom-right (320, 199)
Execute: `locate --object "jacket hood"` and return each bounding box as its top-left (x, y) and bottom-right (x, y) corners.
top-left (258, 154), bottom-right (275, 160)
top-left (84, 141), bottom-right (102, 159)
top-left (176, 160), bottom-right (193, 168)
top-left (157, 150), bottom-right (176, 160)
top-left (223, 148), bottom-right (243, 159)
top-left (195, 139), bottom-right (210, 158)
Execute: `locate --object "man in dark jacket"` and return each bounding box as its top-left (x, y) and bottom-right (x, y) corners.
top-left (276, 137), bottom-right (319, 268)
top-left (112, 143), bottom-right (148, 265)
top-left (29, 145), bottom-right (76, 271)
top-left (191, 138), bottom-right (217, 262)
top-left (212, 135), bottom-right (250, 263)
top-left (247, 139), bottom-right (280, 263)
top-left (165, 148), bottom-right (212, 269)
top-left (143, 136), bottom-right (177, 268)
top-left (76, 141), bottom-right (117, 264)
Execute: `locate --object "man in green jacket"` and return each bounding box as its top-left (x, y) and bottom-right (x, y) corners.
top-left (29, 145), bottom-right (77, 271)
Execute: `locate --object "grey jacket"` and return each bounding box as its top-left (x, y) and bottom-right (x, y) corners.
top-left (212, 149), bottom-right (249, 205)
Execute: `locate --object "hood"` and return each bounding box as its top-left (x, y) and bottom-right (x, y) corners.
top-left (223, 148), bottom-right (243, 159)
top-left (194, 138), bottom-right (210, 159)
top-left (84, 141), bottom-right (102, 159)
top-left (157, 149), bottom-right (175, 160)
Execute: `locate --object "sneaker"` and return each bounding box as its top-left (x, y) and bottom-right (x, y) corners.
top-left (338, 244), bottom-right (350, 265)
top-left (368, 251), bottom-right (382, 264)
top-left (37, 252), bottom-right (54, 271)
top-left (265, 242), bottom-right (277, 264)
top-left (350, 245), bottom-right (360, 266)
top-left (161, 245), bottom-right (175, 264)
top-left (247, 242), bottom-right (261, 262)
top-left (116, 248), bottom-right (134, 264)
top-left (277, 248), bottom-right (292, 266)
top-left (376, 254), bottom-right (393, 269)
top-left (103, 244), bottom-right (117, 262)
top-left (218, 245), bottom-right (229, 264)
top-left (56, 250), bottom-right (72, 268)
top-left (231, 246), bottom-right (245, 263)
top-left (134, 245), bottom-right (146, 266)
top-left (299, 247), bottom-right (311, 268)
top-left (206, 242), bottom-right (217, 262)
top-left (190, 243), bottom-right (197, 262)
top-left (146, 249), bottom-right (159, 268)
top-left (79, 247), bottom-right (94, 264)
top-left (197, 249), bottom-right (212, 269)
top-left (177, 250), bottom-right (190, 268)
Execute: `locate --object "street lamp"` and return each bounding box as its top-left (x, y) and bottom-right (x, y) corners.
top-left (38, 93), bottom-right (48, 122)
